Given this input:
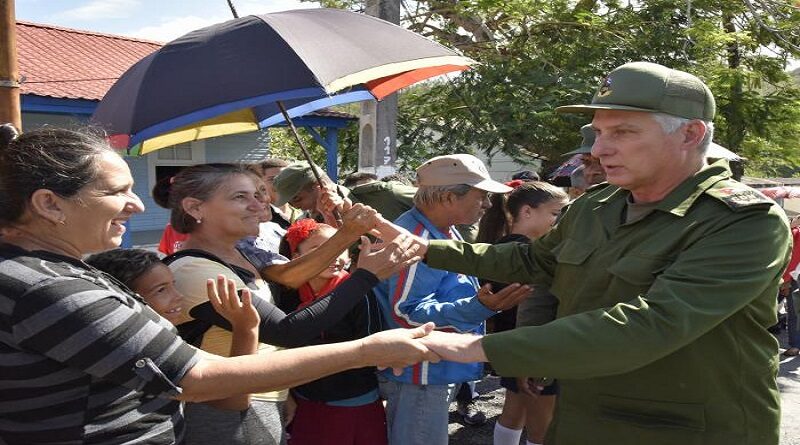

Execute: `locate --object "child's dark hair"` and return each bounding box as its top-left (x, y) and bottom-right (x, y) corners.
top-left (86, 248), bottom-right (163, 290)
top-left (477, 181), bottom-right (568, 243)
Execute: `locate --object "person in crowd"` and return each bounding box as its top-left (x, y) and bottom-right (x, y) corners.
top-left (511, 170), bottom-right (540, 182)
top-left (342, 171), bottom-right (379, 189)
top-left (0, 124), bottom-right (437, 445)
top-left (273, 162), bottom-right (416, 223)
top-left (86, 248), bottom-right (260, 411)
top-left (252, 158), bottom-right (302, 227)
top-left (277, 219), bottom-right (388, 445)
top-left (563, 124), bottom-right (607, 187)
top-left (476, 182), bottom-right (568, 445)
top-left (780, 214), bottom-right (800, 356)
top-left (154, 164), bottom-right (364, 290)
top-left (381, 172), bottom-right (414, 186)
top-left (153, 176), bottom-right (190, 255)
top-left (567, 165), bottom-right (587, 199)
top-left (160, 163), bottom-right (424, 444)
top-left (372, 153), bottom-right (531, 445)
top-left (158, 221), bottom-right (189, 255)
top-left (404, 62), bottom-right (792, 445)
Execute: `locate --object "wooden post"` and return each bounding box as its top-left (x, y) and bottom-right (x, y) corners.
top-left (0, 0), bottom-right (21, 130)
top-left (360, 0), bottom-right (400, 178)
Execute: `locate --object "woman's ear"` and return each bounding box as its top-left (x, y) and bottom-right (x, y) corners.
top-left (518, 204), bottom-right (534, 220)
top-left (28, 189), bottom-right (68, 225)
top-left (181, 197), bottom-right (204, 221)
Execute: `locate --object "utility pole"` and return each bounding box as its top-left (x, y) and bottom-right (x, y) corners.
top-left (0, 0), bottom-right (21, 130)
top-left (360, 0), bottom-right (400, 177)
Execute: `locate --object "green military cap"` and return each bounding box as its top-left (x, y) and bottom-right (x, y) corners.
top-left (273, 161), bottom-right (325, 206)
top-left (563, 124), bottom-right (595, 156)
top-left (556, 62), bottom-right (715, 121)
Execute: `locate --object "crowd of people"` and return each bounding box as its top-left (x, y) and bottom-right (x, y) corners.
top-left (0, 60), bottom-right (794, 445)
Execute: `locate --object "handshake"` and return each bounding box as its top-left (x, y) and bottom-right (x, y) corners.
top-left (358, 322), bottom-right (489, 374)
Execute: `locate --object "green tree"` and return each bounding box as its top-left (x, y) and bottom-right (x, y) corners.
top-left (306, 0), bottom-right (800, 176)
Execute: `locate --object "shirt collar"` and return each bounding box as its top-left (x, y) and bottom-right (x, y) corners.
top-left (595, 160), bottom-right (732, 217)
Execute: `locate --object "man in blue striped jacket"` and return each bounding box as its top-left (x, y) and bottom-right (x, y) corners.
top-left (374, 154), bottom-right (527, 445)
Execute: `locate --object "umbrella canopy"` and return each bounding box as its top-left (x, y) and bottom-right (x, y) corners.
top-left (92, 8), bottom-right (474, 155)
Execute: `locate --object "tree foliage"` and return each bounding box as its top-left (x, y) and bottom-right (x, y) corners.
top-left (304, 0), bottom-right (800, 177)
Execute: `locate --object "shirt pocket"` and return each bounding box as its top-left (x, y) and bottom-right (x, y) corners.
top-left (598, 394), bottom-right (706, 432)
top-left (554, 238), bottom-right (596, 266)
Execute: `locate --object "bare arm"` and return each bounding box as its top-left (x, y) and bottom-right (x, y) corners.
top-left (177, 323), bottom-right (439, 403)
top-left (419, 330), bottom-right (488, 363)
top-left (262, 204), bottom-right (377, 288)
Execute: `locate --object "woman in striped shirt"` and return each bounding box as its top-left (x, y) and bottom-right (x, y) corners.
top-left (0, 124), bottom-right (437, 445)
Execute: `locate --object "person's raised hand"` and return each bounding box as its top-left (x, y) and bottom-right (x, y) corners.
top-left (477, 283), bottom-right (531, 312)
top-left (317, 185), bottom-right (352, 227)
top-left (360, 322), bottom-right (440, 375)
top-left (338, 204), bottom-right (379, 239)
top-left (207, 275), bottom-right (260, 331)
top-left (356, 235), bottom-right (422, 280)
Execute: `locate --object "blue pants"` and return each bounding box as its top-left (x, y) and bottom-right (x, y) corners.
top-left (378, 376), bottom-right (457, 445)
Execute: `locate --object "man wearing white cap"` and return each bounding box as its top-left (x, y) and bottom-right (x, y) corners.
top-left (373, 154), bottom-right (529, 445)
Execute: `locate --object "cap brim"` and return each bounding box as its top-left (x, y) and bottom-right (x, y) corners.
top-left (555, 104), bottom-right (660, 115)
top-left (472, 179), bottom-right (513, 193)
top-left (274, 183), bottom-right (303, 206)
top-left (563, 146), bottom-right (592, 156)
top-left (274, 195), bottom-right (292, 207)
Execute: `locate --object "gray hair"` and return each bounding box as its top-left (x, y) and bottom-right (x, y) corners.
top-left (651, 112), bottom-right (714, 154)
top-left (413, 184), bottom-right (473, 207)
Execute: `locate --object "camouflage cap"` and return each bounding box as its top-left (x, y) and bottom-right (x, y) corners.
top-left (563, 124), bottom-right (596, 156)
top-left (272, 161), bottom-right (325, 206)
top-left (556, 62), bottom-right (715, 121)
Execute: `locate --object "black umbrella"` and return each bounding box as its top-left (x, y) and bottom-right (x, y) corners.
top-left (92, 8), bottom-right (474, 156)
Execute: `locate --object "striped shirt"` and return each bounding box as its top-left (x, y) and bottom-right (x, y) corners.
top-left (0, 243), bottom-right (200, 444)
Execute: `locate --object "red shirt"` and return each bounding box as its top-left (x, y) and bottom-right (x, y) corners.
top-left (158, 224), bottom-right (189, 256)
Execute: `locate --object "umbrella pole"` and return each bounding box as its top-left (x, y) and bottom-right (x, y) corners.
top-left (276, 101), bottom-right (343, 225)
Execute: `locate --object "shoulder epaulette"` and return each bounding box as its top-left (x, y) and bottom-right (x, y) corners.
top-left (706, 181), bottom-right (774, 212)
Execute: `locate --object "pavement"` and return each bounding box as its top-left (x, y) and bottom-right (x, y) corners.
top-left (447, 331), bottom-right (800, 444)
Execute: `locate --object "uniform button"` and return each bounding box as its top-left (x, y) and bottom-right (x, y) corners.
top-left (135, 359), bottom-right (146, 368)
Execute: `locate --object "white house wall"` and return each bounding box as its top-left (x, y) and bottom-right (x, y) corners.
top-left (475, 151), bottom-right (542, 181)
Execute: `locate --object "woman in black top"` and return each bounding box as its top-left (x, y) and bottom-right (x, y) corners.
top-left (159, 163), bottom-right (419, 444)
top-left (477, 180), bottom-right (568, 445)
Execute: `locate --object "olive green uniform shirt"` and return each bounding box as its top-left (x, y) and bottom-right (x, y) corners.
top-left (349, 181), bottom-right (416, 222)
top-left (427, 162), bottom-right (791, 445)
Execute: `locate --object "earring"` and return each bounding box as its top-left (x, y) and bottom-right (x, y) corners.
top-left (196, 218), bottom-right (202, 224)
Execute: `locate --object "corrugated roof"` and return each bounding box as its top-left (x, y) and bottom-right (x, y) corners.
top-left (16, 21), bottom-right (162, 101)
top-left (15, 21), bottom-right (356, 120)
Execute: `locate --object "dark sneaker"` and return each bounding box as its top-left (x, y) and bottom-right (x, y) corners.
top-left (456, 400), bottom-right (487, 426)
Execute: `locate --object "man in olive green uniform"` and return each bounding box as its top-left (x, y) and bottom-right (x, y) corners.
top-left (274, 161), bottom-right (416, 222)
top-left (417, 62), bottom-right (792, 444)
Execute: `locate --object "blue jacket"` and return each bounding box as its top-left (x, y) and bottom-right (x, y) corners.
top-left (374, 207), bottom-right (495, 385)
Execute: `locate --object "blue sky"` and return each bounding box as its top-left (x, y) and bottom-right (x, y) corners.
top-left (16, 0), bottom-right (315, 42)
